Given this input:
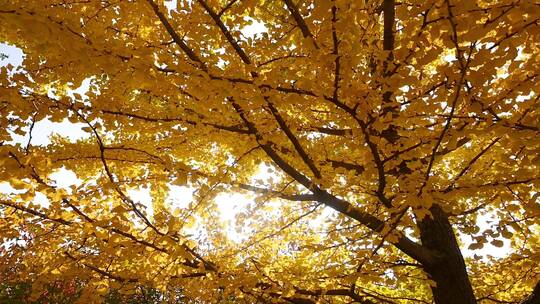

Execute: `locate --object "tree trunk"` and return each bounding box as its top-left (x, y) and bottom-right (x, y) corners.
top-left (418, 204), bottom-right (477, 304)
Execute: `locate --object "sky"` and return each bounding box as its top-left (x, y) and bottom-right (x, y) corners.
top-left (0, 22), bottom-right (513, 261)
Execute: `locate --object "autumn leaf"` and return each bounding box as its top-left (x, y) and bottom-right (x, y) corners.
top-left (0, 0), bottom-right (539, 303)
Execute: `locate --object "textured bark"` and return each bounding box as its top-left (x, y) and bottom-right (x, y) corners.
top-left (418, 205), bottom-right (477, 304)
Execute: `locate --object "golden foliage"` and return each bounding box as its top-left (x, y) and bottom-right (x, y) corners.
top-left (0, 0), bottom-right (539, 303)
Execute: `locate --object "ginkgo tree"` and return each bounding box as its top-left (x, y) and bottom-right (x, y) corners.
top-left (0, 0), bottom-right (539, 303)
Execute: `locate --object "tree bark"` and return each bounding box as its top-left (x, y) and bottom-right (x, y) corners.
top-left (418, 204), bottom-right (477, 304)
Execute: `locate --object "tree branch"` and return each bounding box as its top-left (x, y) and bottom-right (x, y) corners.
top-left (196, 0), bottom-right (251, 65)
top-left (145, 0), bottom-right (206, 70)
top-left (282, 0), bottom-right (319, 49)
top-left (232, 102), bottom-right (435, 265)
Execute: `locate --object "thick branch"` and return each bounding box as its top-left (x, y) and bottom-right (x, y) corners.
top-left (382, 0), bottom-right (395, 51)
top-left (237, 183), bottom-right (316, 201)
top-left (282, 0), bottom-right (319, 48)
top-left (266, 100), bottom-right (321, 179)
top-left (145, 0), bottom-right (206, 69)
top-left (196, 0), bottom-right (251, 65)
top-left (232, 102), bottom-right (434, 265)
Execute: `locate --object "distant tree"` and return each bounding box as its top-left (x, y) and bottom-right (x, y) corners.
top-left (0, 280), bottom-right (185, 304)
